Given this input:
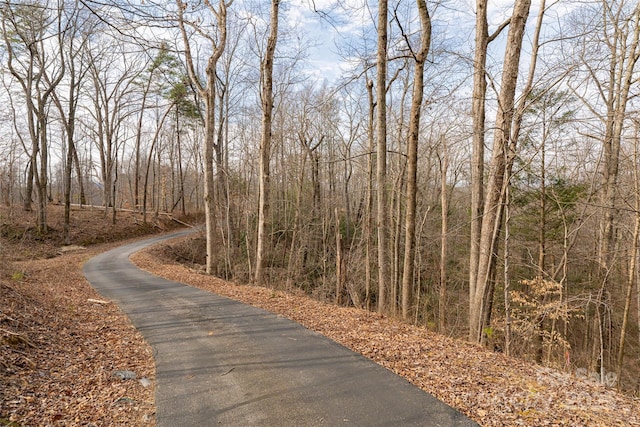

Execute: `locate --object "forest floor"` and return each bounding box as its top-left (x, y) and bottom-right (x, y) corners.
top-left (134, 238), bottom-right (640, 427)
top-left (1, 205), bottom-right (639, 426)
top-left (0, 205), bottom-right (187, 426)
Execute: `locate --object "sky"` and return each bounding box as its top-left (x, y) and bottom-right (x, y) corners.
top-left (279, 0), bottom-right (556, 84)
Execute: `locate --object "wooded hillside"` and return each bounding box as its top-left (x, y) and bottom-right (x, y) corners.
top-left (1, 0), bottom-right (640, 395)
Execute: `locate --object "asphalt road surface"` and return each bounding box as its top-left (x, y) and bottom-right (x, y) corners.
top-left (84, 230), bottom-right (479, 427)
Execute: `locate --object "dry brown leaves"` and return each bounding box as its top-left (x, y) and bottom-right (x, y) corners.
top-left (1, 247), bottom-right (156, 426)
top-left (132, 242), bottom-right (640, 427)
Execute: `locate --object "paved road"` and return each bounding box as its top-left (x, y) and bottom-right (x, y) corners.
top-left (84, 230), bottom-right (478, 427)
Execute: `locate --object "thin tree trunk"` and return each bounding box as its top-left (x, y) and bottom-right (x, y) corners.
top-left (37, 112), bottom-right (48, 233)
top-left (134, 76), bottom-right (153, 211)
top-left (176, 108), bottom-right (186, 215)
top-left (24, 160), bottom-right (33, 212)
top-left (143, 106), bottom-right (174, 223)
top-left (596, 4), bottom-right (640, 380)
top-left (439, 145), bottom-right (448, 331)
top-left (391, 164), bottom-right (405, 315)
top-left (535, 123), bottom-right (547, 364)
top-left (365, 78), bottom-right (375, 311)
top-left (203, 84), bottom-right (217, 273)
top-left (504, 181), bottom-right (512, 356)
top-left (255, 0), bottom-right (279, 285)
top-left (112, 147), bottom-right (118, 225)
top-left (402, 0), bottom-right (430, 320)
top-left (176, 0), bottom-right (229, 275)
top-left (285, 152), bottom-right (307, 289)
top-left (335, 207), bottom-right (343, 305)
top-left (469, 0), bottom-right (532, 343)
top-left (616, 132), bottom-right (640, 389)
top-left (376, 0), bottom-right (389, 313)
top-left (469, 0), bottom-right (490, 338)
top-left (63, 135), bottom-right (74, 244)
top-left (72, 143), bottom-right (85, 206)
top-left (216, 82), bottom-right (231, 277)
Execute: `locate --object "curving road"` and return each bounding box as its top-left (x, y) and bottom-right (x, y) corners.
top-left (84, 230), bottom-right (478, 427)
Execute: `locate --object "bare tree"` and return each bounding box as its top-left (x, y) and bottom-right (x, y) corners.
top-left (255, 0), bottom-right (279, 285)
top-left (617, 121), bottom-right (640, 389)
top-left (133, 48), bottom-right (173, 214)
top-left (595, 2), bottom-right (640, 382)
top-left (365, 77), bottom-right (375, 310)
top-left (375, 0), bottom-right (389, 313)
top-left (46, 2), bottom-right (94, 244)
top-left (438, 137), bottom-right (449, 331)
top-left (84, 37), bottom-right (140, 219)
top-left (176, 0), bottom-right (231, 275)
top-left (469, 0), bottom-right (532, 343)
top-left (566, 0), bottom-right (640, 381)
top-left (400, 0), bottom-right (431, 320)
top-left (1, 0), bottom-right (66, 233)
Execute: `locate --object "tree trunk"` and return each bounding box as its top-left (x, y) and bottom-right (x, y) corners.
top-left (595, 3), bottom-right (640, 379)
top-left (285, 151), bottom-right (307, 289)
top-left (401, 0), bottom-right (430, 321)
top-left (216, 82), bottom-right (231, 277)
top-left (376, 0), bottom-right (389, 314)
top-left (143, 106), bottom-right (174, 223)
top-left (63, 133), bottom-right (75, 244)
top-left (469, 0), bottom-right (532, 343)
top-left (176, 108), bottom-right (186, 215)
top-left (438, 145), bottom-right (448, 331)
top-left (365, 78), bottom-right (375, 311)
top-left (134, 76), bottom-right (153, 212)
top-left (255, 0), bottom-right (279, 285)
top-left (176, 0), bottom-right (229, 275)
top-left (617, 128), bottom-right (640, 389)
top-left (504, 181), bottom-right (512, 356)
top-left (72, 143), bottom-right (85, 206)
top-left (390, 161), bottom-right (404, 315)
top-left (36, 112), bottom-right (48, 233)
top-left (335, 207), bottom-right (343, 305)
top-left (23, 160), bottom-right (33, 212)
top-left (469, 0), bottom-right (489, 336)
top-left (535, 116), bottom-right (547, 364)
top-left (112, 148), bottom-right (118, 225)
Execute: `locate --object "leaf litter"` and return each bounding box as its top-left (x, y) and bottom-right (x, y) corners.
top-left (1, 245), bottom-right (156, 426)
top-left (131, 241), bottom-right (639, 427)
top-left (2, 222), bottom-right (638, 426)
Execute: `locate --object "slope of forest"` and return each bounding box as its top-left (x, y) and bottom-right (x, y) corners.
top-left (1, 206), bottom-right (639, 426)
top-left (133, 235), bottom-right (640, 427)
top-left (4, 0), bottom-right (640, 404)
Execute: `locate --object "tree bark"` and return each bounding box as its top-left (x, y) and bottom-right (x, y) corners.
top-left (335, 207), bottom-right (343, 305)
top-left (438, 145), bottom-right (448, 331)
top-left (376, 0), bottom-right (389, 314)
top-left (255, 0), bottom-right (279, 285)
top-left (469, 0), bottom-right (532, 343)
top-left (469, 0), bottom-right (490, 335)
top-left (71, 143), bottom-right (85, 206)
top-left (365, 78), bottom-right (375, 311)
top-left (616, 123), bottom-right (640, 389)
top-left (401, 0), bottom-right (430, 321)
top-left (176, 0), bottom-right (230, 275)
top-left (594, 2), bottom-right (640, 379)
